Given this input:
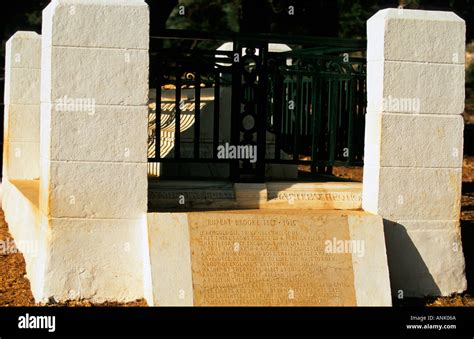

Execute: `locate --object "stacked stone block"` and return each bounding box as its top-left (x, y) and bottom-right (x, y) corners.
top-left (363, 9), bottom-right (467, 297)
top-left (3, 32), bottom-right (41, 180)
top-left (38, 0), bottom-right (151, 303)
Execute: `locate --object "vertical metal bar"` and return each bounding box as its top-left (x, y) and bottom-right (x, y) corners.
top-left (213, 70), bottom-right (220, 160)
top-left (255, 43), bottom-right (268, 182)
top-left (325, 79), bottom-right (330, 162)
top-left (302, 79), bottom-right (306, 136)
top-left (286, 80), bottom-right (290, 134)
top-left (293, 74), bottom-right (302, 161)
top-left (284, 80), bottom-right (290, 134)
top-left (359, 76), bottom-right (367, 162)
top-left (304, 80), bottom-right (312, 136)
top-left (273, 70), bottom-right (283, 161)
top-left (328, 80), bottom-right (337, 164)
top-left (155, 69), bottom-right (162, 161)
top-left (338, 80), bottom-right (343, 128)
top-left (310, 74), bottom-right (317, 162)
top-left (281, 81), bottom-right (291, 135)
top-left (230, 42), bottom-right (241, 181)
top-left (313, 77), bottom-right (323, 162)
top-left (337, 80), bottom-right (343, 159)
top-left (300, 77), bottom-right (304, 136)
top-left (194, 71), bottom-right (201, 159)
top-left (347, 78), bottom-right (355, 164)
top-left (175, 71), bottom-right (181, 159)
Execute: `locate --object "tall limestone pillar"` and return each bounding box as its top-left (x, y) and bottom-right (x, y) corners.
top-left (363, 9), bottom-right (467, 297)
top-left (39, 0), bottom-right (151, 303)
top-left (2, 32), bottom-right (43, 297)
top-left (3, 31), bottom-right (41, 181)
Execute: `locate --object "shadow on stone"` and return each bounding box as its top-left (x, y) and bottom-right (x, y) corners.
top-left (384, 220), bottom-right (441, 305)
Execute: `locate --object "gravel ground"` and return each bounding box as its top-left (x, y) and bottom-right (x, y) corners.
top-left (0, 210), bottom-right (35, 307)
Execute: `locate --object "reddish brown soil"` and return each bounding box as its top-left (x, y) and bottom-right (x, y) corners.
top-left (427, 294), bottom-right (474, 307)
top-left (0, 210), bottom-right (35, 306)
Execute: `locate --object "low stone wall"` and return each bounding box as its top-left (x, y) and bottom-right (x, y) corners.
top-left (2, 31), bottom-right (44, 299)
top-left (2, 32), bottom-right (41, 181)
top-left (147, 210), bottom-right (392, 306)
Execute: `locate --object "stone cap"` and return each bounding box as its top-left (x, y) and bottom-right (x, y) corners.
top-left (369, 8), bottom-right (464, 23)
top-left (5, 31), bottom-right (41, 69)
top-left (367, 8), bottom-right (465, 64)
top-left (42, 0), bottom-right (149, 50)
top-left (9, 31), bottom-right (41, 40)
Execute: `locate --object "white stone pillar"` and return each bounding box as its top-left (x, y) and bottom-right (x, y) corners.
top-left (2, 32), bottom-right (43, 300)
top-left (363, 9), bottom-right (467, 297)
top-left (39, 0), bottom-right (151, 303)
top-left (3, 32), bottom-right (41, 181)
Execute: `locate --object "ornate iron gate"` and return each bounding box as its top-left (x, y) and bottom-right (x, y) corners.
top-left (148, 30), bottom-right (366, 182)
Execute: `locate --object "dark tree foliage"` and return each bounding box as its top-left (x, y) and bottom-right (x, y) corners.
top-left (337, 0), bottom-right (473, 39)
top-left (0, 1), bottom-right (49, 56)
top-left (1, 0), bottom-right (472, 43)
top-left (237, 0), bottom-right (337, 35)
top-left (418, 0), bottom-right (474, 39)
top-left (147, 0), bottom-right (178, 34)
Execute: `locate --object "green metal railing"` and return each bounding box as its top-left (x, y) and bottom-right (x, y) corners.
top-left (149, 30), bottom-right (367, 181)
top-left (267, 54), bottom-right (366, 167)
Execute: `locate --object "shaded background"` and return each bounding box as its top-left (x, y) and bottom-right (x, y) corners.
top-left (1, 1), bottom-right (473, 48)
top-left (1, 0), bottom-right (473, 89)
top-left (1, 0), bottom-right (473, 108)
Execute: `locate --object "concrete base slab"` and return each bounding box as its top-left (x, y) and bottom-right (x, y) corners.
top-left (148, 209), bottom-right (392, 306)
